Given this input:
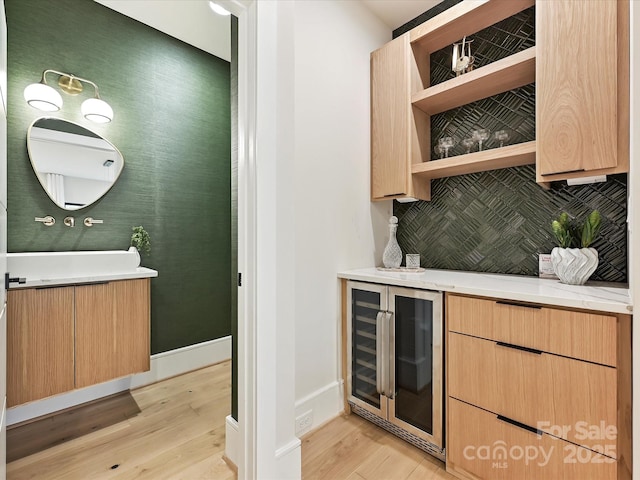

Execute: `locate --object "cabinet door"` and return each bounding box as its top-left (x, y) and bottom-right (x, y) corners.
top-left (448, 332), bottom-right (616, 454)
top-left (447, 398), bottom-right (616, 480)
top-left (371, 35), bottom-right (410, 200)
top-left (537, 0), bottom-right (619, 177)
top-left (75, 279), bottom-right (150, 388)
top-left (7, 287), bottom-right (74, 407)
top-left (346, 281), bottom-right (388, 418)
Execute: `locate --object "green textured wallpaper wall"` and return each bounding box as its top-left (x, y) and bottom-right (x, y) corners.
top-left (6, 0), bottom-right (232, 353)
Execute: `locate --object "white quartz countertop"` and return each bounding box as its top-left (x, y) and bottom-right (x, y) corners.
top-left (338, 268), bottom-right (632, 315)
top-left (9, 267), bottom-right (158, 289)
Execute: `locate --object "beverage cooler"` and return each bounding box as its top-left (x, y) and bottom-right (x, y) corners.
top-left (346, 280), bottom-right (444, 458)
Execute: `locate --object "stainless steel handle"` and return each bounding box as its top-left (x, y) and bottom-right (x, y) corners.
top-left (381, 312), bottom-right (389, 398)
top-left (375, 311), bottom-right (385, 395)
top-left (35, 215), bottom-right (55, 226)
top-left (386, 311), bottom-right (395, 399)
top-left (83, 217), bottom-right (104, 227)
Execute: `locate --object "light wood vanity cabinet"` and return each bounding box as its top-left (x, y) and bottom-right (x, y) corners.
top-left (7, 287), bottom-right (75, 407)
top-left (8, 279), bottom-right (150, 407)
top-left (445, 293), bottom-right (631, 480)
top-left (75, 279), bottom-right (150, 388)
top-left (536, 0), bottom-right (629, 183)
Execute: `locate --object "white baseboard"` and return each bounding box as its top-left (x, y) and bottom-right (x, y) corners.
top-left (275, 437), bottom-right (302, 479)
top-left (294, 379), bottom-right (343, 436)
top-left (7, 335), bottom-right (231, 426)
top-left (225, 415), bottom-right (239, 467)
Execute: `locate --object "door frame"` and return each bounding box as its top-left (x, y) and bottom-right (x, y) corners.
top-left (223, 1), bottom-right (257, 478)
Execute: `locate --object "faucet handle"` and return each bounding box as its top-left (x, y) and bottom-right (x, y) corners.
top-left (83, 217), bottom-right (104, 227)
top-left (35, 215), bottom-right (55, 226)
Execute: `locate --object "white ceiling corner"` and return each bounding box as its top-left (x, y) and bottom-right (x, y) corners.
top-left (94, 0), bottom-right (231, 62)
top-left (359, 0), bottom-right (443, 31)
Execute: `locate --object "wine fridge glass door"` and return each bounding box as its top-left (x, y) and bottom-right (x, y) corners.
top-left (387, 287), bottom-right (443, 448)
top-left (346, 281), bottom-right (389, 419)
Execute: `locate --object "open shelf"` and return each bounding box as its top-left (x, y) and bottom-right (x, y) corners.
top-left (411, 141), bottom-right (536, 179)
top-left (412, 47), bottom-right (535, 115)
top-left (409, 0), bottom-right (535, 54)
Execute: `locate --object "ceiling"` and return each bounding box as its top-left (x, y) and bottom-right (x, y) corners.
top-left (94, 0), bottom-right (231, 61)
top-left (92, 0), bottom-right (443, 62)
top-left (360, 0), bottom-right (443, 30)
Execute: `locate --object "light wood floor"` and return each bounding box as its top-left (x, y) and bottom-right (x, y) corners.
top-left (7, 361), bottom-right (236, 480)
top-left (301, 414), bottom-right (456, 480)
top-left (8, 360), bottom-right (455, 480)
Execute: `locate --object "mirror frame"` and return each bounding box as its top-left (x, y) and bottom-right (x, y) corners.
top-left (26, 116), bottom-right (124, 211)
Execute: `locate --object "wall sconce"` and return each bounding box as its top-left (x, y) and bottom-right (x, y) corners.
top-left (23, 69), bottom-right (114, 123)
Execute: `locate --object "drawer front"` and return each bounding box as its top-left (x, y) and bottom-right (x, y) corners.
top-left (448, 332), bottom-right (617, 455)
top-left (447, 294), bottom-right (617, 366)
top-left (447, 398), bottom-right (616, 480)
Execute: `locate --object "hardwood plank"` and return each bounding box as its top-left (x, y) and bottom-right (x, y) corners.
top-left (7, 361), bottom-right (234, 480)
top-left (302, 413), bottom-right (452, 480)
top-left (7, 392), bottom-right (141, 462)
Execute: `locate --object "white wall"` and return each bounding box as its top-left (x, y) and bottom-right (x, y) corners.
top-left (292, 0), bottom-right (392, 431)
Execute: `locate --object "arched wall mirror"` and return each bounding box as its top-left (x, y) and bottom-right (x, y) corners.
top-left (27, 117), bottom-right (124, 210)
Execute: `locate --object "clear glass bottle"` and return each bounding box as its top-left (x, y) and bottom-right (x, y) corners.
top-left (382, 216), bottom-right (402, 268)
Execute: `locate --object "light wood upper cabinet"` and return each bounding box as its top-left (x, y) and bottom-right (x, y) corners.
top-left (76, 279), bottom-right (150, 388)
top-left (536, 0), bottom-right (629, 182)
top-left (7, 287), bottom-right (74, 407)
top-left (371, 35), bottom-right (430, 202)
top-left (8, 279), bottom-right (151, 406)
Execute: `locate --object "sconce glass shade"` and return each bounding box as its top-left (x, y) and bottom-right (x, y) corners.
top-left (24, 82), bottom-right (63, 111)
top-left (81, 98), bottom-right (113, 123)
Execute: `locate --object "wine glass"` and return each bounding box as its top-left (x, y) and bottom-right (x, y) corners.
top-left (494, 130), bottom-right (509, 148)
top-left (438, 136), bottom-right (455, 158)
top-left (472, 128), bottom-right (490, 151)
top-left (461, 138), bottom-right (475, 154)
top-left (434, 144), bottom-right (444, 160)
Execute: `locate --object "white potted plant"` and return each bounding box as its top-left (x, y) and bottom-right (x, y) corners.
top-left (550, 210), bottom-right (601, 285)
top-left (130, 225), bottom-right (151, 267)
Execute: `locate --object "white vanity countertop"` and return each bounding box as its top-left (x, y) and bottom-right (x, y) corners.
top-left (9, 267), bottom-right (158, 289)
top-left (338, 268), bottom-right (632, 314)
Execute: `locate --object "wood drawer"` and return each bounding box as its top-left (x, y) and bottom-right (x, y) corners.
top-left (447, 398), bottom-right (616, 480)
top-left (448, 332), bottom-right (617, 454)
top-left (446, 294), bottom-right (617, 366)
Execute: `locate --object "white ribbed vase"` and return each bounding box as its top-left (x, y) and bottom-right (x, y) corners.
top-left (550, 247), bottom-right (599, 285)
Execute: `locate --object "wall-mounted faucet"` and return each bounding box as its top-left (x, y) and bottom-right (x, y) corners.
top-left (35, 215), bottom-right (55, 226)
top-left (63, 216), bottom-right (75, 227)
top-left (83, 217), bottom-right (104, 227)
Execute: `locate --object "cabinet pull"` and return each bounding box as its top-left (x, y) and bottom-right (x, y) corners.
top-left (540, 168), bottom-right (585, 176)
top-left (495, 300), bottom-right (541, 310)
top-left (375, 311), bottom-right (385, 395)
top-left (385, 311), bottom-right (394, 400)
top-left (383, 193), bottom-right (405, 197)
top-left (496, 341), bottom-right (542, 355)
top-left (497, 415), bottom-right (542, 436)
